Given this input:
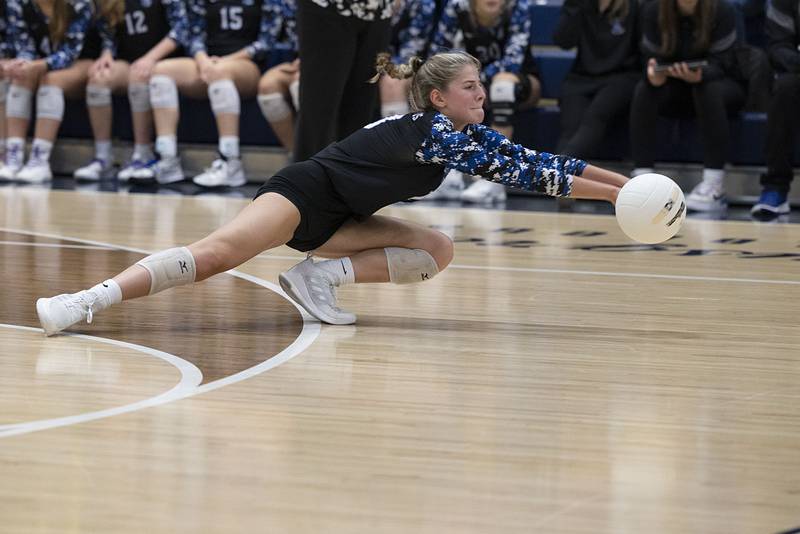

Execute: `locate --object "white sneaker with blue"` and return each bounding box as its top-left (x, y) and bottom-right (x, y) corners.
top-left (74, 158), bottom-right (115, 181)
top-left (118, 158), bottom-right (150, 182)
top-left (686, 179), bottom-right (727, 211)
top-left (0, 145), bottom-right (24, 180)
top-left (16, 160), bottom-right (53, 183)
top-left (751, 188), bottom-right (790, 218)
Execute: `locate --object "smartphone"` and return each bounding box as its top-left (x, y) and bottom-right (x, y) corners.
top-left (653, 60), bottom-right (708, 72)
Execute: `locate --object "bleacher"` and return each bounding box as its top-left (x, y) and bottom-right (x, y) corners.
top-left (53, 1), bottom-right (783, 190)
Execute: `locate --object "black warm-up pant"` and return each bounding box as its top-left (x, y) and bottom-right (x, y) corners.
top-left (556, 71), bottom-right (639, 159)
top-left (294, 0), bottom-right (391, 162)
top-left (630, 77), bottom-right (745, 170)
top-left (763, 73), bottom-right (800, 194)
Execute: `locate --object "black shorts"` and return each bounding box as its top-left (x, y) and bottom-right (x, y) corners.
top-left (255, 160), bottom-right (354, 252)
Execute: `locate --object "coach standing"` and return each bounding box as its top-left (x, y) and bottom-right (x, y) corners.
top-left (294, 0), bottom-right (392, 161)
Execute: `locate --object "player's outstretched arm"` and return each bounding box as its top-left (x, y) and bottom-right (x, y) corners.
top-left (569, 174), bottom-right (620, 205)
top-left (579, 164), bottom-right (629, 188)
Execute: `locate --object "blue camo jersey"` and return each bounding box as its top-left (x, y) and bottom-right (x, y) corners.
top-left (390, 0), bottom-right (436, 63)
top-left (417, 112), bottom-right (581, 196)
top-left (312, 111), bottom-right (584, 217)
top-left (97, 0), bottom-right (191, 58)
top-left (186, 0), bottom-right (296, 60)
top-left (6, 0), bottom-right (93, 70)
top-left (7, 0), bottom-right (94, 70)
top-left (430, 0), bottom-right (532, 81)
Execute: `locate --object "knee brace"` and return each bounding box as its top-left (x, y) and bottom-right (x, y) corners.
top-left (149, 74), bottom-right (179, 109)
top-left (6, 85), bottom-right (33, 119)
top-left (208, 79), bottom-right (240, 115)
top-left (128, 82), bottom-right (151, 112)
top-left (0, 79), bottom-right (8, 103)
top-left (86, 84), bottom-right (112, 107)
top-left (136, 246), bottom-right (196, 295)
top-left (36, 85), bottom-right (65, 120)
top-left (257, 92), bottom-right (292, 122)
top-left (490, 79), bottom-right (516, 127)
top-left (289, 79), bottom-right (300, 110)
top-left (385, 247), bottom-right (439, 284)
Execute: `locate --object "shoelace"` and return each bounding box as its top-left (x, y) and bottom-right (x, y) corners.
top-left (72, 291), bottom-right (99, 324)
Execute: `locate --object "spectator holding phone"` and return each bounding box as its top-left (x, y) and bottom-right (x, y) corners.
top-left (630, 0), bottom-right (744, 211)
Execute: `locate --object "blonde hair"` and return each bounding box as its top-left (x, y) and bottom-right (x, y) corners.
top-left (370, 52), bottom-right (482, 112)
top-left (97, 0), bottom-right (125, 28)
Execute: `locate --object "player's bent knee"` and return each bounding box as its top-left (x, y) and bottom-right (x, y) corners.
top-left (385, 247), bottom-right (441, 284)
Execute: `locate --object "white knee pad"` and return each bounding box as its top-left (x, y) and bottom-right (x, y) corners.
top-left (6, 85), bottom-right (33, 118)
top-left (0, 80), bottom-right (8, 103)
top-left (208, 79), bottom-right (240, 115)
top-left (385, 247), bottom-right (439, 284)
top-left (289, 79), bottom-right (300, 110)
top-left (257, 92), bottom-right (291, 122)
top-left (86, 84), bottom-right (112, 107)
top-left (36, 85), bottom-right (65, 120)
top-left (136, 246), bottom-right (196, 295)
top-left (490, 79), bottom-right (516, 103)
top-left (149, 74), bottom-right (179, 109)
top-left (128, 82), bottom-right (151, 112)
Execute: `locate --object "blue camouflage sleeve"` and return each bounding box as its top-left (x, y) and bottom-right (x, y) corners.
top-left (163, 0), bottom-right (191, 49)
top-left (247, 0), bottom-right (296, 59)
top-left (186, 0), bottom-right (207, 56)
top-left (97, 16), bottom-right (117, 57)
top-left (46, 0), bottom-right (93, 70)
top-left (428, 0), bottom-right (461, 55)
top-left (7, 0), bottom-right (39, 61)
top-left (483, 0), bottom-right (531, 80)
top-left (0, 5), bottom-right (8, 59)
top-left (416, 113), bottom-right (584, 196)
top-left (394, 0), bottom-right (436, 63)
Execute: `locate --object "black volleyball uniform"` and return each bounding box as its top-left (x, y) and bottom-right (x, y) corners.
top-left (188, 0), bottom-right (267, 70)
top-left (258, 112), bottom-right (586, 251)
top-left (115, 0), bottom-right (181, 62)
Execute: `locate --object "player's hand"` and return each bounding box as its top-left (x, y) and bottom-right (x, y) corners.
top-left (130, 56), bottom-right (156, 81)
top-left (279, 59), bottom-right (299, 75)
top-left (668, 62), bottom-right (702, 84)
top-left (646, 58), bottom-right (667, 87)
top-left (90, 51), bottom-right (114, 80)
top-left (8, 59), bottom-right (47, 82)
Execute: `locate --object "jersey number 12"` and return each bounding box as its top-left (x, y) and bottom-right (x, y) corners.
top-left (124, 11), bottom-right (149, 35)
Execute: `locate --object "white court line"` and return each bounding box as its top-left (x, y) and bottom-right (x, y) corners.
top-left (0, 324), bottom-right (203, 438)
top-left (0, 228), bottom-right (320, 438)
top-left (0, 241), bottom-right (112, 250)
top-left (254, 253), bottom-right (800, 286)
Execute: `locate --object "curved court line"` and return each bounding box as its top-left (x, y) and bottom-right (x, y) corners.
top-left (0, 324), bottom-right (203, 438)
top-left (0, 228), bottom-right (321, 438)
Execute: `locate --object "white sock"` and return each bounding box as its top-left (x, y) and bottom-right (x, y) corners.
top-left (95, 140), bottom-right (112, 163)
top-left (631, 167), bottom-right (653, 178)
top-left (87, 279), bottom-right (123, 309)
top-left (702, 168), bottom-right (724, 187)
top-left (381, 101), bottom-right (410, 117)
top-left (155, 135), bottom-right (177, 158)
top-left (133, 143), bottom-right (154, 161)
top-left (219, 135), bottom-right (239, 159)
top-left (30, 139), bottom-right (53, 164)
top-left (316, 257), bottom-right (355, 286)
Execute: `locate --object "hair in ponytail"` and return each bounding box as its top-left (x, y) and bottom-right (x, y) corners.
top-left (370, 51), bottom-right (481, 112)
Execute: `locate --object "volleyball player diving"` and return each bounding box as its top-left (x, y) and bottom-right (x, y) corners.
top-left (36, 51), bottom-right (629, 335)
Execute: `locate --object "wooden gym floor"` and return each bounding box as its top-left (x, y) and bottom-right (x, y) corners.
top-left (1, 186), bottom-right (799, 534)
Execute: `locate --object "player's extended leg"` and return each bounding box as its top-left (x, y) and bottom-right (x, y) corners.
top-left (36, 193), bottom-right (301, 336)
top-left (278, 215), bottom-right (454, 325)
